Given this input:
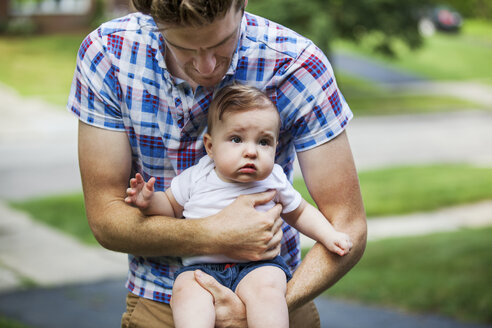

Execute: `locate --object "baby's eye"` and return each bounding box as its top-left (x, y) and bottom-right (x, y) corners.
top-left (259, 139), bottom-right (271, 146)
top-left (231, 136), bottom-right (241, 143)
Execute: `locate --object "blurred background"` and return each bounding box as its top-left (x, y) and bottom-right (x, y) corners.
top-left (0, 0), bottom-right (491, 327)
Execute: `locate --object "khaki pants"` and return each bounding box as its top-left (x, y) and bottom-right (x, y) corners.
top-left (121, 292), bottom-right (320, 328)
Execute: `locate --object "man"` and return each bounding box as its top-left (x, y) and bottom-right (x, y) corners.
top-left (68, 0), bottom-right (366, 327)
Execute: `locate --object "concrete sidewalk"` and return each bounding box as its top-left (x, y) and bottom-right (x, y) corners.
top-left (0, 85), bottom-right (80, 200)
top-left (0, 201), bottom-right (127, 291)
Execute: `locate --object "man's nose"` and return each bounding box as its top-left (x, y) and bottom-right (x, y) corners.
top-left (193, 51), bottom-right (216, 75)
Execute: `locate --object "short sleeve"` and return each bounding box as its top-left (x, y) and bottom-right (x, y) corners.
top-left (277, 44), bottom-right (353, 152)
top-left (170, 155), bottom-right (214, 206)
top-left (67, 30), bottom-right (125, 131)
top-left (169, 165), bottom-right (195, 207)
top-left (271, 165), bottom-right (303, 213)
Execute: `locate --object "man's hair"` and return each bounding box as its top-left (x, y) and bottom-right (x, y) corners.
top-left (207, 84), bottom-right (280, 135)
top-left (132, 0), bottom-right (245, 26)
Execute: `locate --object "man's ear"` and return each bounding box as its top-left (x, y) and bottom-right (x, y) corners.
top-left (203, 133), bottom-right (213, 158)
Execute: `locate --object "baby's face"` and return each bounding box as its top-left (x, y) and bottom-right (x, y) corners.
top-left (208, 106), bottom-right (279, 183)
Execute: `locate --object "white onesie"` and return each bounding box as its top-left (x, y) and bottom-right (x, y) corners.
top-left (170, 155), bottom-right (302, 266)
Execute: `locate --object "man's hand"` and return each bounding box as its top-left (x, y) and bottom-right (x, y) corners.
top-left (194, 270), bottom-right (247, 328)
top-left (209, 190), bottom-right (284, 262)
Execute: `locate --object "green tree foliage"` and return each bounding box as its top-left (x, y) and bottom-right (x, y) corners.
top-left (444, 0), bottom-right (492, 19)
top-left (246, 0), bottom-right (333, 53)
top-left (247, 0), bottom-right (432, 56)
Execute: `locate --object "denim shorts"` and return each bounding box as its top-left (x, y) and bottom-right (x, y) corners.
top-left (174, 255), bottom-right (292, 292)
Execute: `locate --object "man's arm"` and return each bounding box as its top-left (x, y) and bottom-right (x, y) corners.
top-left (78, 121), bottom-right (284, 259)
top-left (78, 121), bottom-right (206, 256)
top-left (286, 130), bottom-right (367, 311)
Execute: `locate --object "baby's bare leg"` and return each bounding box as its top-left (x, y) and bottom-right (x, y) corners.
top-left (172, 271), bottom-right (215, 328)
top-left (235, 266), bottom-right (288, 328)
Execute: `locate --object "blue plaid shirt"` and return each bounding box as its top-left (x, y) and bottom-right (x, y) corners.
top-left (68, 12), bottom-right (353, 303)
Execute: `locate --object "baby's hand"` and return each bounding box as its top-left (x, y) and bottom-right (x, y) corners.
top-left (328, 232), bottom-right (353, 256)
top-left (125, 173), bottom-right (155, 210)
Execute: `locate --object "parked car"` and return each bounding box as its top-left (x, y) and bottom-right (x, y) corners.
top-left (418, 5), bottom-right (463, 36)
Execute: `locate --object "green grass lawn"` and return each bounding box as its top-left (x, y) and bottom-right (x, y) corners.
top-left (0, 317), bottom-right (29, 328)
top-left (325, 226), bottom-right (492, 324)
top-left (10, 193), bottom-right (96, 245)
top-left (295, 164), bottom-right (492, 217)
top-left (336, 73), bottom-right (484, 116)
top-left (0, 34), bottom-right (84, 106)
top-left (334, 19), bottom-right (492, 83)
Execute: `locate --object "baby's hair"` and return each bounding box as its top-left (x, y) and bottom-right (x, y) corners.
top-left (207, 84), bottom-right (280, 135)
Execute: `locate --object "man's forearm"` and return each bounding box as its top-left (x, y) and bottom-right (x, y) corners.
top-left (285, 213), bottom-right (367, 311)
top-left (87, 197), bottom-right (219, 257)
top-left (290, 131), bottom-right (367, 310)
top-left (86, 190), bottom-right (285, 260)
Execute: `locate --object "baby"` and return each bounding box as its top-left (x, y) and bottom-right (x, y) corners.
top-left (125, 84), bottom-right (352, 327)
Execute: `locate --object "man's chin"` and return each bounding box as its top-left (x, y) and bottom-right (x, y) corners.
top-left (187, 67), bottom-right (229, 88)
top-left (193, 76), bottom-right (223, 88)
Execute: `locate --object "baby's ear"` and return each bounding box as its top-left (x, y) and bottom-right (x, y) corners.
top-left (203, 133), bottom-right (213, 158)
